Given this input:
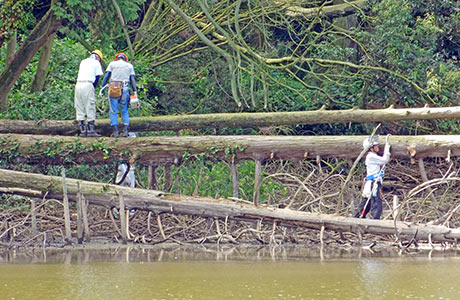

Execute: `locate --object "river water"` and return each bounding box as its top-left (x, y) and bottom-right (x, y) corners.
top-left (1, 245), bottom-right (459, 300)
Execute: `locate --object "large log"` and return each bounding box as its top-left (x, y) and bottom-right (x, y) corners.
top-left (1, 106), bottom-right (460, 135)
top-left (0, 168), bottom-right (458, 243)
top-left (0, 134), bottom-right (459, 165)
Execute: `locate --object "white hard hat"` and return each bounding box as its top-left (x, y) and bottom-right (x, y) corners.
top-left (362, 137), bottom-right (379, 150)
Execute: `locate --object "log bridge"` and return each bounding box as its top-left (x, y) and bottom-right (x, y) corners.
top-left (1, 105), bottom-right (460, 135)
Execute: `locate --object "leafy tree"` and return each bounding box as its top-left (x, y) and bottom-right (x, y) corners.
top-left (0, 0), bottom-right (143, 110)
top-left (0, 0), bottom-right (35, 48)
top-left (133, 0), bottom-right (435, 119)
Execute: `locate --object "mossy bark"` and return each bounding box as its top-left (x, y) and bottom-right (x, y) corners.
top-left (0, 134), bottom-right (460, 165)
top-left (30, 34), bottom-right (54, 93)
top-left (285, 0), bottom-right (367, 17)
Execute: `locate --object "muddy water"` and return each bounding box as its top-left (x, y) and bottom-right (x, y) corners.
top-left (1, 246), bottom-right (459, 300)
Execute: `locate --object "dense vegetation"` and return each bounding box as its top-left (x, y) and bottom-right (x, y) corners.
top-left (1, 0), bottom-right (460, 202)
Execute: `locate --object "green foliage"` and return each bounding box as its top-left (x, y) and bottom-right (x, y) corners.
top-left (46, 164), bottom-right (116, 183)
top-left (0, 37), bottom-right (87, 120)
top-left (53, 0), bottom-right (143, 48)
top-left (90, 138), bottom-right (112, 160)
top-left (0, 194), bottom-right (30, 212)
top-left (0, 137), bottom-right (19, 162)
top-left (137, 160), bottom-right (286, 202)
top-left (2, 89), bottom-right (75, 120)
top-left (3, 0), bottom-right (460, 127)
top-left (127, 57), bottom-right (160, 117)
top-left (359, 0), bottom-right (460, 107)
top-left (0, 0), bottom-right (35, 42)
top-left (29, 138), bottom-right (64, 158)
top-left (151, 51), bottom-right (240, 115)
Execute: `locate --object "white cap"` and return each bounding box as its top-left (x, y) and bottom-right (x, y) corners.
top-left (362, 137), bottom-right (379, 150)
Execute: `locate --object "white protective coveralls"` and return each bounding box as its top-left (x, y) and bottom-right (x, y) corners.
top-left (115, 132), bottom-right (137, 187)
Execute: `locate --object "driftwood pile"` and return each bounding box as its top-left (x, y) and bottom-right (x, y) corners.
top-left (2, 106), bottom-right (460, 249)
top-left (1, 157), bottom-right (460, 250)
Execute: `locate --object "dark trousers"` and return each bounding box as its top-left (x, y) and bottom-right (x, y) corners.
top-left (355, 182), bottom-right (382, 219)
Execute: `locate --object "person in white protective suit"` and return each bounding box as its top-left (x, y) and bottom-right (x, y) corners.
top-left (114, 132), bottom-right (137, 217)
top-left (116, 163), bottom-right (136, 187)
top-left (354, 136), bottom-right (391, 219)
top-left (115, 132), bottom-right (137, 187)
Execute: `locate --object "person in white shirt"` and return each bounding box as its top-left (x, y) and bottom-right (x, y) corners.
top-left (355, 136), bottom-right (391, 219)
top-left (74, 50), bottom-right (104, 137)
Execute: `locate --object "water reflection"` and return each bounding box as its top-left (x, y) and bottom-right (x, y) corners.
top-left (0, 244), bottom-right (459, 264)
top-left (1, 246), bottom-right (460, 300)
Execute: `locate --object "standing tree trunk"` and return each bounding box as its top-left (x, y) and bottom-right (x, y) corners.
top-left (0, 9), bottom-right (63, 110)
top-left (4, 30), bottom-right (17, 106)
top-left (6, 31), bottom-right (16, 64)
top-left (30, 0), bottom-right (57, 93)
top-left (30, 33), bottom-right (55, 93)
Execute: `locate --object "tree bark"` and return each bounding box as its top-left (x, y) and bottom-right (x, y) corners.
top-left (61, 168), bottom-right (72, 245)
top-left (6, 31), bottom-right (16, 64)
top-left (111, 0), bottom-right (135, 61)
top-left (284, 0), bottom-right (367, 18)
top-left (134, 0), bottom-right (161, 44)
top-left (0, 168), bottom-right (459, 243)
top-left (30, 0), bottom-right (56, 93)
top-left (418, 158), bottom-right (438, 207)
top-left (0, 9), bottom-right (63, 110)
top-left (231, 160), bottom-right (239, 198)
top-left (0, 133), bottom-right (460, 165)
top-left (4, 31), bottom-right (17, 106)
top-left (1, 106), bottom-right (460, 135)
top-left (76, 182), bottom-right (84, 244)
top-left (30, 34), bottom-right (55, 93)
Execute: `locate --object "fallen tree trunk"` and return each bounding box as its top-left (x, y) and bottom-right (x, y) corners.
top-left (0, 168), bottom-right (458, 243)
top-left (0, 134), bottom-right (458, 165)
top-left (1, 106), bottom-right (460, 135)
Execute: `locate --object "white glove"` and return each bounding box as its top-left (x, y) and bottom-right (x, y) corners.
top-left (384, 134), bottom-right (391, 153)
top-left (99, 85), bottom-right (108, 96)
top-left (384, 142), bottom-right (391, 154)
